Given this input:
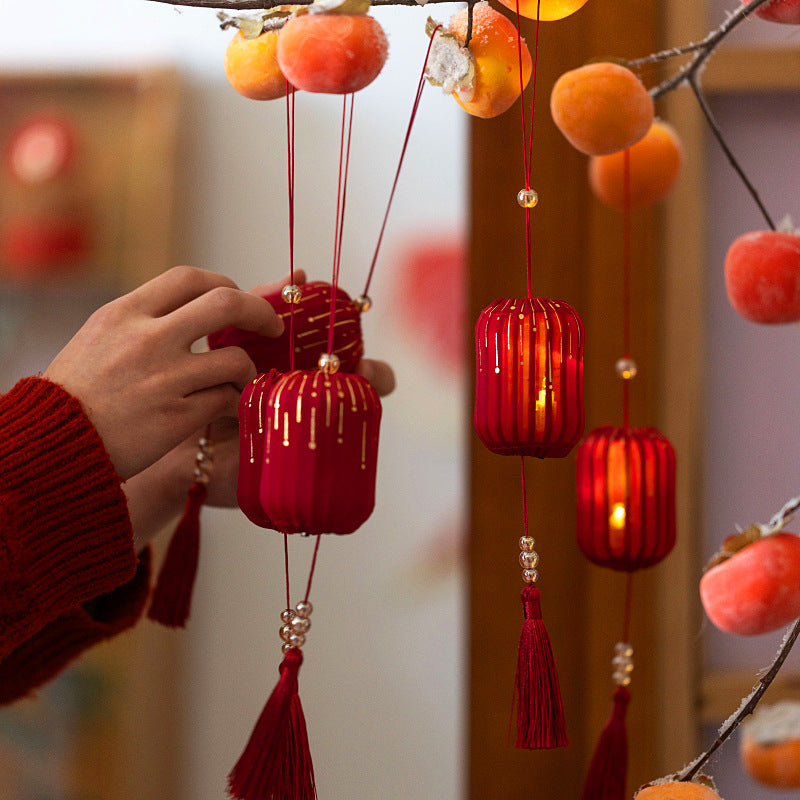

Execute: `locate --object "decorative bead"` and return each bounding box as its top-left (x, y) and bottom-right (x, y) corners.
top-left (282, 642), bottom-right (294, 654)
top-left (318, 352), bottom-right (341, 374)
top-left (295, 600), bottom-right (313, 619)
top-left (614, 642), bottom-right (633, 657)
top-left (612, 656), bottom-right (634, 673)
top-left (280, 624), bottom-right (294, 642)
top-left (355, 295), bottom-right (372, 313)
top-left (291, 616), bottom-right (311, 634)
top-left (613, 671), bottom-right (632, 687)
top-left (520, 550), bottom-right (540, 569)
top-left (615, 357), bottom-right (638, 380)
top-left (288, 632), bottom-right (306, 647)
top-left (519, 536), bottom-right (536, 551)
top-left (517, 188), bottom-right (539, 208)
top-left (280, 609), bottom-right (296, 623)
top-left (282, 284), bottom-right (302, 304)
top-left (522, 568), bottom-right (539, 583)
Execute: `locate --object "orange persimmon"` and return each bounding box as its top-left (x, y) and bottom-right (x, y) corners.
top-left (224, 30), bottom-right (290, 101)
top-left (448, 2), bottom-right (532, 119)
top-left (635, 781), bottom-right (724, 800)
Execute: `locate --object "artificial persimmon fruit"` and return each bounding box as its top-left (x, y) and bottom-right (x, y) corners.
top-left (588, 119), bottom-right (682, 209)
top-left (724, 229), bottom-right (800, 323)
top-left (700, 532), bottom-right (800, 636)
top-left (276, 12), bottom-right (389, 94)
top-left (741, 701), bottom-right (800, 789)
top-left (448, 1), bottom-right (532, 119)
top-left (495, 0), bottom-right (588, 21)
top-left (635, 782), bottom-right (723, 800)
top-left (742, 0), bottom-right (800, 24)
top-left (224, 30), bottom-right (290, 100)
top-left (550, 61), bottom-right (654, 156)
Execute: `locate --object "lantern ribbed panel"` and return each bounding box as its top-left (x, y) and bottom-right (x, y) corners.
top-left (238, 371), bottom-right (281, 529)
top-left (208, 281), bottom-right (364, 373)
top-left (474, 297), bottom-right (585, 458)
top-left (256, 369), bottom-right (382, 535)
top-left (576, 426), bottom-right (676, 571)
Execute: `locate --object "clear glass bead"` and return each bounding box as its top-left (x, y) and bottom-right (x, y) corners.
top-left (355, 295), bottom-right (372, 313)
top-left (522, 568), bottom-right (539, 584)
top-left (280, 608), bottom-right (296, 624)
top-left (613, 671), bottom-right (632, 687)
top-left (519, 536), bottom-right (536, 552)
top-left (615, 357), bottom-right (638, 380)
top-left (291, 617), bottom-right (311, 634)
top-left (519, 551), bottom-right (539, 569)
top-left (295, 600), bottom-right (313, 619)
top-left (318, 352), bottom-right (341, 375)
top-left (280, 624), bottom-right (294, 642)
top-left (282, 283), bottom-right (302, 304)
top-left (612, 656), bottom-right (634, 673)
top-left (517, 188), bottom-right (539, 208)
top-left (614, 642), bottom-right (633, 657)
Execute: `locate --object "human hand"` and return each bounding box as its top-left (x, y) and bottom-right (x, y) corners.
top-left (45, 266), bottom-right (283, 480)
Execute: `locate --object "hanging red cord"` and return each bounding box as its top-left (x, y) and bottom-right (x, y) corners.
top-left (361, 25), bottom-right (442, 300)
top-left (622, 147), bottom-right (631, 429)
top-left (286, 83), bottom-right (298, 371)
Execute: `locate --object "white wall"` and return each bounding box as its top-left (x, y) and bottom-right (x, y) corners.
top-left (0, 3), bottom-right (468, 799)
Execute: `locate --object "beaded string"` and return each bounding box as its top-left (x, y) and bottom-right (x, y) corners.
top-left (514, 0), bottom-right (542, 299)
top-left (360, 24), bottom-right (442, 303)
top-left (286, 84), bottom-right (298, 371)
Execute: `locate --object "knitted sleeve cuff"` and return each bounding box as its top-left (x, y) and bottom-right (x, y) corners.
top-left (0, 549), bottom-right (151, 705)
top-left (0, 377), bottom-right (138, 653)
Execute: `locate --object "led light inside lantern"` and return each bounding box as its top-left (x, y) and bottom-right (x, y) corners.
top-left (251, 369), bottom-right (382, 535)
top-left (576, 426), bottom-right (676, 571)
top-left (208, 280), bottom-right (364, 373)
top-left (474, 297), bottom-right (584, 458)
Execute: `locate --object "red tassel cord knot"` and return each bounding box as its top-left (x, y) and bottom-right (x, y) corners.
top-left (148, 479), bottom-right (207, 628)
top-left (580, 685), bottom-right (631, 800)
top-left (515, 585), bottom-right (569, 750)
top-left (228, 647), bottom-right (317, 800)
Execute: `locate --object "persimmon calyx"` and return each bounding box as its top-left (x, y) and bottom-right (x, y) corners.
top-left (305, 0), bottom-right (372, 15)
top-left (218, 7), bottom-right (298, 37)
top-left (424, 22), bottom-right (475, 96)
top-left (777, 213), bottom-right (800, 235)
top-left (704, 525), bottom-right (764, 571)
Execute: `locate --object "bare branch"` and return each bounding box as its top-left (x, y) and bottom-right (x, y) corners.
top-left (147, 0), bottom-right (461, 8)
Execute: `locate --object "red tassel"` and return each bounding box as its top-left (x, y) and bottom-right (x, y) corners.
top-left (228, 647), bottom-right (316, 800)
top-left (580, 686), bottom-right (631, 800)
top-left (147, 481), bottom-right (207, 628)
top-left (515, 585), bottom-right (569, 749)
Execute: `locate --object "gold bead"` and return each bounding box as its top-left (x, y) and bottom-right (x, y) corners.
top-left (517, 188), bottom-right (539, 208)
top-left (519, 536), bottom-right (536, 551)
top-left (282, 284), bottom-right (302, 304)
top-left (295, 600), bottom-right (313, 619)
top-left (355, 295), bottom-right (372, 313)
top-left (520, 551), bottom-right (539, 569)
top-left (615, 357), bottom-right (638, 380)
top-left (318, 352), bottom-right (341, 374)
top-left (522, 568), bottom-right (539, 584)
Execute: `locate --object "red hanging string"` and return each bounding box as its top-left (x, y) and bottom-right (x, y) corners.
top-left (621, 571), bottom-right (634, 644)
top-left (327, 94), bottom-right (355, 355)
top-left (514, 0), bottom-right (542, 299)
top-left (622, 147), bottom-right (631, 430)
top-left (520, 454), bottom-right (530, 536)
top-left (286, 84), bottom-right (297, 371)
top-left (303, 534), bottom-right (323, 603)
top-left (284, 533), bottom-right (291, 611)
top-left (361, 25), bottom-right (442, 300)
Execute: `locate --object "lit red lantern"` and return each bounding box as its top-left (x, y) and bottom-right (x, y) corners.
top-left (239, 367), bottom-right (382, 535)
top-left (474, 296), bottom-right (585, 457)
top-left (208, 280), bottom-right (364, 373)
top-left (576, 426), bottom-right (676, 571)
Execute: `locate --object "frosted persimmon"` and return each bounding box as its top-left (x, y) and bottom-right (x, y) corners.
top-left (635, 782), bottom-right (724, 800)
top-left (700, 533), bottom-right (800, 636)
top-left (742, 0), bottom-right (800, 24)
top-left (224, 30), bottom-right (290, 101)
top-left (448, 2), bottom-right (532, 119)
top-left (741, 702), bottom-right (800, 789)
top-left (550, 61), bottom-right (654, 156)
top-left (588, 119), bottom-right (682, 209)
top-left (496, 0), bottom-right (588, 21)
top-left (724, 229), bottom-right (800, 323)
top-left (276, 13), bottom-right (388, 94)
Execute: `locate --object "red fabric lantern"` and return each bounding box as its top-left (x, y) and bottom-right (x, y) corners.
top-left (576, 426), bottom-right (676, 572)
top-left (239, 368), bottom-right (382, 535)
top-left (474, 297), bottom-right (584, 458)
top-left (208, 280), bottom-right (364, 373)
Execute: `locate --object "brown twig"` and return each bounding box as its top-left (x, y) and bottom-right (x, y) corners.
top-left (148, 0), bottom-right (462, 8)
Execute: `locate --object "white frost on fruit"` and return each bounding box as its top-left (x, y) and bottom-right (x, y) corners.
top-left (424, 21), bottom-right (475, 97)
top-left (744, 701), bottom-right (800, 746)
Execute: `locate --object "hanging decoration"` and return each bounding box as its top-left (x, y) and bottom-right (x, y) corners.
top-left (575, 147), bottom-right (677, 800)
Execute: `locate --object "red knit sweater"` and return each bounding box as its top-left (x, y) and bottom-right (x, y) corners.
top-left (0, 377), bottom-right (150, 704)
